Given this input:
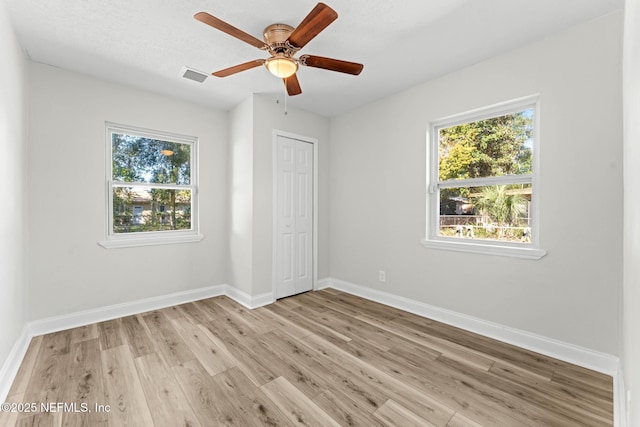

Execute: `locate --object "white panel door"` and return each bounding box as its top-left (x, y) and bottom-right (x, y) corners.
top-left (276, 136), bottom-right (313, 299)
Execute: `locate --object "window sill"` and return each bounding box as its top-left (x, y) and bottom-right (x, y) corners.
top-left (421, 238), bottom-right (546, 260)
top-left (98, 233), bottom-right (204, 249)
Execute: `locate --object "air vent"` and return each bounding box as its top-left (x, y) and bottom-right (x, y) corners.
top-left (181, 66), bottom-right (208, 83)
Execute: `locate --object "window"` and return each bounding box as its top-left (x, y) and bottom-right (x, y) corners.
top-left (99, 123), bottom-right (202, 248)
top-left (423, 96), bottom-right (546, 259)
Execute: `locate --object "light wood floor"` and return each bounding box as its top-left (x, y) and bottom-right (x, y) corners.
top-left (1, 289), bottom-right (613, 426)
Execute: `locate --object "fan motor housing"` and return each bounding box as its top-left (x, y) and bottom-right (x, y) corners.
top-left (263, 23), bottom-right (296, 54)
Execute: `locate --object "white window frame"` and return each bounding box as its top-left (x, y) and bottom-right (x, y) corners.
top-left (99, 122), bottom-right (203, 249)
top-left (421, 95), bottom-right (546, 259)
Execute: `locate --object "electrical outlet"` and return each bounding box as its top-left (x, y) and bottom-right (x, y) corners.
top-left (379, 270), bottom-right (386, 282)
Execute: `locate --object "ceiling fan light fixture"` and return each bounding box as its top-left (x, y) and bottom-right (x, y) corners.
top-left (265, 55), bottom-right (298, 78)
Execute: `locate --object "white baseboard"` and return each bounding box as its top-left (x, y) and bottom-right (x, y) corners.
top-left (28, 285), bottom-right (227, 337)
top-left (316, 277), bottom-right (332, 290)
top-left (0, 324), bottom-right (32, 401)
top-left (225, 286), bottom-right (274, 309)
top-left (616, 367), bottom-right (627, 427)
top-left (323, 277), bottom-right (625, 426)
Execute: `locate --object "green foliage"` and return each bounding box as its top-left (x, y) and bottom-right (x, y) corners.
top-left (439, 110), bottom-right (533, 181)
top-left (474, 185), bottom-right (528, 229)
top-left (112, 134), bottom-right (191, 184)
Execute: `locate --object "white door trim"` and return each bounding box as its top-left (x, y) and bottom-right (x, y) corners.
top-left (272, 130), bottom-right (319, 300)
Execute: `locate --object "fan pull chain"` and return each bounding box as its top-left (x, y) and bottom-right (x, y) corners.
top-left (284, 89), bottom-right (288, 116)
top-left (276, 91), bottom-right (288, 116)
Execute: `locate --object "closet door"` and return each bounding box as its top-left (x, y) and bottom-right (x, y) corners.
top-left (275, 135), bottom-right (313, 299)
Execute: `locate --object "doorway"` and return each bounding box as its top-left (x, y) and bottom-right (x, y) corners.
top-left (273, 131), bottom-right (317, 299)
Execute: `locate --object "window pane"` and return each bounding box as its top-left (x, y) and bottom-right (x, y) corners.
top-left (438, 109), bottom-right (533, 180)
top-left (439, 184), bottom-right (532, 243)
top-left (113, 187), bottom-right (192, 233)
top-left (112, 133), bottom-right (191, 184)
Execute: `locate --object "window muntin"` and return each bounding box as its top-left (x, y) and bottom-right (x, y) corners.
top-left (105, 123), bottom-right (198, 241)
top-left (428, 97), bottom-right (540, 251)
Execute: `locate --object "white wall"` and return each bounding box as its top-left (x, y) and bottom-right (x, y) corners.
top-left (623, 0), bottom-right (640, 422)
top-left (228, 97), bottom-right (254, 295)
top-left (329, 12), bottom-right (623, 355)
top-left (0, 1), bottom-right (28, 372)
top-left (27, 63), bottom-right (229, 320)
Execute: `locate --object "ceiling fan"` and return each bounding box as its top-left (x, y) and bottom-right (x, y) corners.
top-left (194, 2), bottom-right (363, 96)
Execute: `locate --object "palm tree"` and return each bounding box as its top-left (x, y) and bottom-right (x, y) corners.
top-left (474, 185), bottom-right (527, 237)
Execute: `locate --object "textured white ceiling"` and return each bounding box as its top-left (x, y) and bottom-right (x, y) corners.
top-left (3, 0), bottom-right (623, 117)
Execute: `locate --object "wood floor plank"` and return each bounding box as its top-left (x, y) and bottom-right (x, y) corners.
top-left (269, 331), bottom-right (388, 413)
top-left (157, 305), bottom-right (184, 320)
top-left (211, 367), bottom-right (294, 426)
top-left (551, 360), bottom-right (613, 391)
top-left (446, 412), bottom-right (484, 427)
top-left (70, 323), bottom-right (99, 344)
top-left (250, 306), bottom-right (312, 340)
top-left (171, 359), bottom-right (230, 425)
top-left (15, 412), bottom-right (58, 426)
top-left (313, 389), bottom-right (387, 427)
top-left (206, 297), bottom-right (265, 338)
top-left (266, 303), bottom-right (352, 344)
top-left (101, 345), bottom-right (154, 427)
top-left (551, 369), bottom-right (614, 401)
top-left (201, 322), bottom-right (278, 387)
top-left (250, 330), bottom-right (331, 399)
top-left (356, 312), bottom-right (495, 371)
top-left (141, 311), bottom-right (195, 366)
top-left (178, 301), bottom-right (215, 326)
top-left (373, 398), bottom-right (437, 427)
top-left (315, 290), bottom-right (401, 321)
top-left (0, 393), bottom-right (24, 427)
top-left (260, 376), bottom-right (341, 427)
top-left (97, 319), bottom-right (124, 350)
top-left (171, 317), bottom-right (236, 376)
top-left (295, 291), bottom-right (362, 317)
top-left (59, 339), bottom-right (108, 427)
top-left (272, 296), bottom-right (303, 310)
top-left (210, 296), bottom-right (275, 335)
top-left (120, 314), bottom-right (156, 358)
top-left (294, 304), bottom-right (398, 351)
top-left (19, 330), bottom-right (73, 418)
top-left (134, 352), bottom-right (202, 427)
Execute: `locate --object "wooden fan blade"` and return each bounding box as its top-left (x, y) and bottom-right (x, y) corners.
top-left (195, 12), bottom-right (267, 50)
top-left (287, 3), bottom-right (338, 49)
top-left (284, 74), bottom-right (302, 96)
top-left (300, 55), bottom-right (363, 75)
top-left (213, 60), bottom-right (265, 77)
